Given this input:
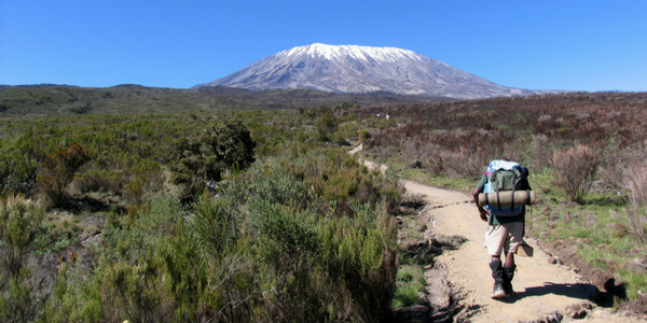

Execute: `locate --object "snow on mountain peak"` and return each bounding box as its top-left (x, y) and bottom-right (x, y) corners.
top-left (279, 43), bottom-right (421, 62)
top-left (194, 43), bottom-right (551, 99)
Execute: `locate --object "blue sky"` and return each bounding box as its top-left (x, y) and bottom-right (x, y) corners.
top-left (1, 0), bottom-right (645, 92)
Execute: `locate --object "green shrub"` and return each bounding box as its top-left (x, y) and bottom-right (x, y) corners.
top-left (392, 265), bottom-right (424, 307)
top-left (38, 143), bottom-right (91, 209)
top-left (318, 200), bottom-right (398, 322)
top-left (392, 282), bottom-right (421, 307)
top-left (0, 196), bottom-right (44, 277)
top-left (359, 129), bottom-right (371, 142)
top-left (191, 193), bottom-right (240, 256)
top-left (316, 112), bottom-right (338, 142)
top-left (0, 269), bottom-right (35, 323)
top-left (166, 121), bottom-right (256, 201)
top-left (0, 197), bottom-right (44, 323)
top-left (73, 168), bottom-right (123, 195)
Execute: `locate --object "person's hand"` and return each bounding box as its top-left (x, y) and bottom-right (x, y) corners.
top-left (479, 211), bottom-right (488, 222)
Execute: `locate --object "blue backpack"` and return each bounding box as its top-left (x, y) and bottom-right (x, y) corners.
top-left (484, 160), bottom-right (524, 217)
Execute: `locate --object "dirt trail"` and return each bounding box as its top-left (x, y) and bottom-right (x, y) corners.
top-left (349, 147), bottom-right (640, 322)
top-left (401, 180), bottom-right (643, 322)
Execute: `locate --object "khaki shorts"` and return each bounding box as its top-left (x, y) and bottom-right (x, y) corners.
top-left (484, 222), bottom-right (523, 256)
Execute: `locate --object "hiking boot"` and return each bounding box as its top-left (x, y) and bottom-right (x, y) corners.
top-left (503, 265), bottom-right (516, 296)
top-left (489, 259), bottom-right (508, 299)
top-left (491, 282), bottom-right (507, 299)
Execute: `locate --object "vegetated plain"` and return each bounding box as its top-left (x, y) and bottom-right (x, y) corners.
top-left (0, 86), bottom-right (646, 322)
top-left (0, 86), bottom-right (410, 323)
top-left (0, 84), bottom-right (447, 116)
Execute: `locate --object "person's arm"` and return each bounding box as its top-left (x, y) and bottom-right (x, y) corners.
top-left (520, 167), bottom-right (532, 190)
top-left (474, 175), bottom-right (488, 221)
top-left (472, 187), bottom-right (488, 221)
top-left (522, 179), bottom-right (532, 191)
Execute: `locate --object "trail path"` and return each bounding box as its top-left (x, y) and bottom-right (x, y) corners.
top-left (401, 180), bottom-right (640, 323)
top-left (350, 146), bottom-right (640, 322)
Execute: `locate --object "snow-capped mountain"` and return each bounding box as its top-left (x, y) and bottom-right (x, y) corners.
top-left (194, 43), bottom-right (547, 99)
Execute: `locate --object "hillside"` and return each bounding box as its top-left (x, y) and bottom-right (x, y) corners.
top-left (0, 84), bottom-right (450, 117)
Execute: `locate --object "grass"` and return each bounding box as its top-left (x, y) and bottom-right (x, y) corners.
top-left (392, 265), bottom-right (424, 308)
top-left (398, 167), bottom-right (475, 192)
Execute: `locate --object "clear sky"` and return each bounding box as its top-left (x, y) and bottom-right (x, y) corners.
top-left (1, 0), bottom-right (645, 92)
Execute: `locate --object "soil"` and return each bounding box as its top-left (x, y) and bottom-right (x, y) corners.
top-left (350, 147), bottom-right (646, 322)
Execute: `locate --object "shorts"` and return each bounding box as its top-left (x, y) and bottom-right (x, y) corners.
top-left (484, 222), bottom-right (523, 256)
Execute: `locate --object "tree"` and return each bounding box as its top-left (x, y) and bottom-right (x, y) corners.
top-left (166, 121), bottom-right (256, 201)
top-left (37, 142), bottom-right (91, 209)
top-left (316, 112), bottom-right (338, 142)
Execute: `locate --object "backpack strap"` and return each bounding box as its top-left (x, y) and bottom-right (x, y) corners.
top-left (511, 172), bottom-right (519, 209)
top-left (491, 169), bottom-right (502, 210)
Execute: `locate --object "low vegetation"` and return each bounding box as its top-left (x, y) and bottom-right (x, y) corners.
top-left (0, 100), bottom-right (408, 322)
top-left (0, 85), bottom-right (447, 117)
top-left (0, 88), bottom-right (646, 321)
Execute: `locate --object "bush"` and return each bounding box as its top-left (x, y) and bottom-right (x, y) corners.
top-left (619, 161), bottom-right (647, 253)
top-left (74, 169), bottom-right (123, 195)
top-left (358, 129), bottom-right (371, 142)
top-left (551, 145), bottom-right (598, 203)
top-left (318, 201), bottom-right (398, 322)
top-left (392, 282), bottom-right (421, 307)
top-left (316, 112), bottom-right (338, 142)
top-left (166, 121), bottom-right (256, 201)
top-left (0, 269), bottom-right (35, 323)
top-left (38, 143), bottom-right (91, 208)
top-left (0, 196), bottom-right (44, 277)
top-left (0, 197), bottom-right (44, 323)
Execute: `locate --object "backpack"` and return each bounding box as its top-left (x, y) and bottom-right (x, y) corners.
top-left (483, 160), bottom-right (525, 217)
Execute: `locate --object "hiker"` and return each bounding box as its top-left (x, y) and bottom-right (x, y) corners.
top-left (472, 159), bottom-right (531, 299)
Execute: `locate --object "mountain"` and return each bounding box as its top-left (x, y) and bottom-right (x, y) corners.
top-left (0, 83), bottom-right (79, 89)
top-left (194, 43), bottom-right (553, 100)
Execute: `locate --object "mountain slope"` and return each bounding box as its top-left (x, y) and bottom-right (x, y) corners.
top-left (195, 43), bottom-right (550, 100)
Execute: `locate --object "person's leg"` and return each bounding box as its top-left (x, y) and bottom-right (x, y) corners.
top-left (505, 248), bottom-right (515, 267)
top-left (489, 256), bottom-right (506, 298)
top-left (502, 222), bottom-right (523, 295)
top-left (485, 225), bottom-right (508, 298)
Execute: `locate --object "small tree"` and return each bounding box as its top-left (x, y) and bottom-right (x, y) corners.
top-left (0, 196), bottom-right (44, 323)
top-left (551, 145), bottom-right (598, 203)
top-left (167, 121), bottom-right (256, 201)
top-left (316, 112), bottom-right (338, 142)
top-left (37, 142), bottom-right (91, 209)
top-left (0, 196), bottom-right (44, 277)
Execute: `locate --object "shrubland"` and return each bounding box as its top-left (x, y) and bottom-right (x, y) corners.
top-left (0, 85), bottom-right (446, 116)
top-left (1, 90), bottom-right (646, 321)
top-left (0, 104), bottom-right (408, 322)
